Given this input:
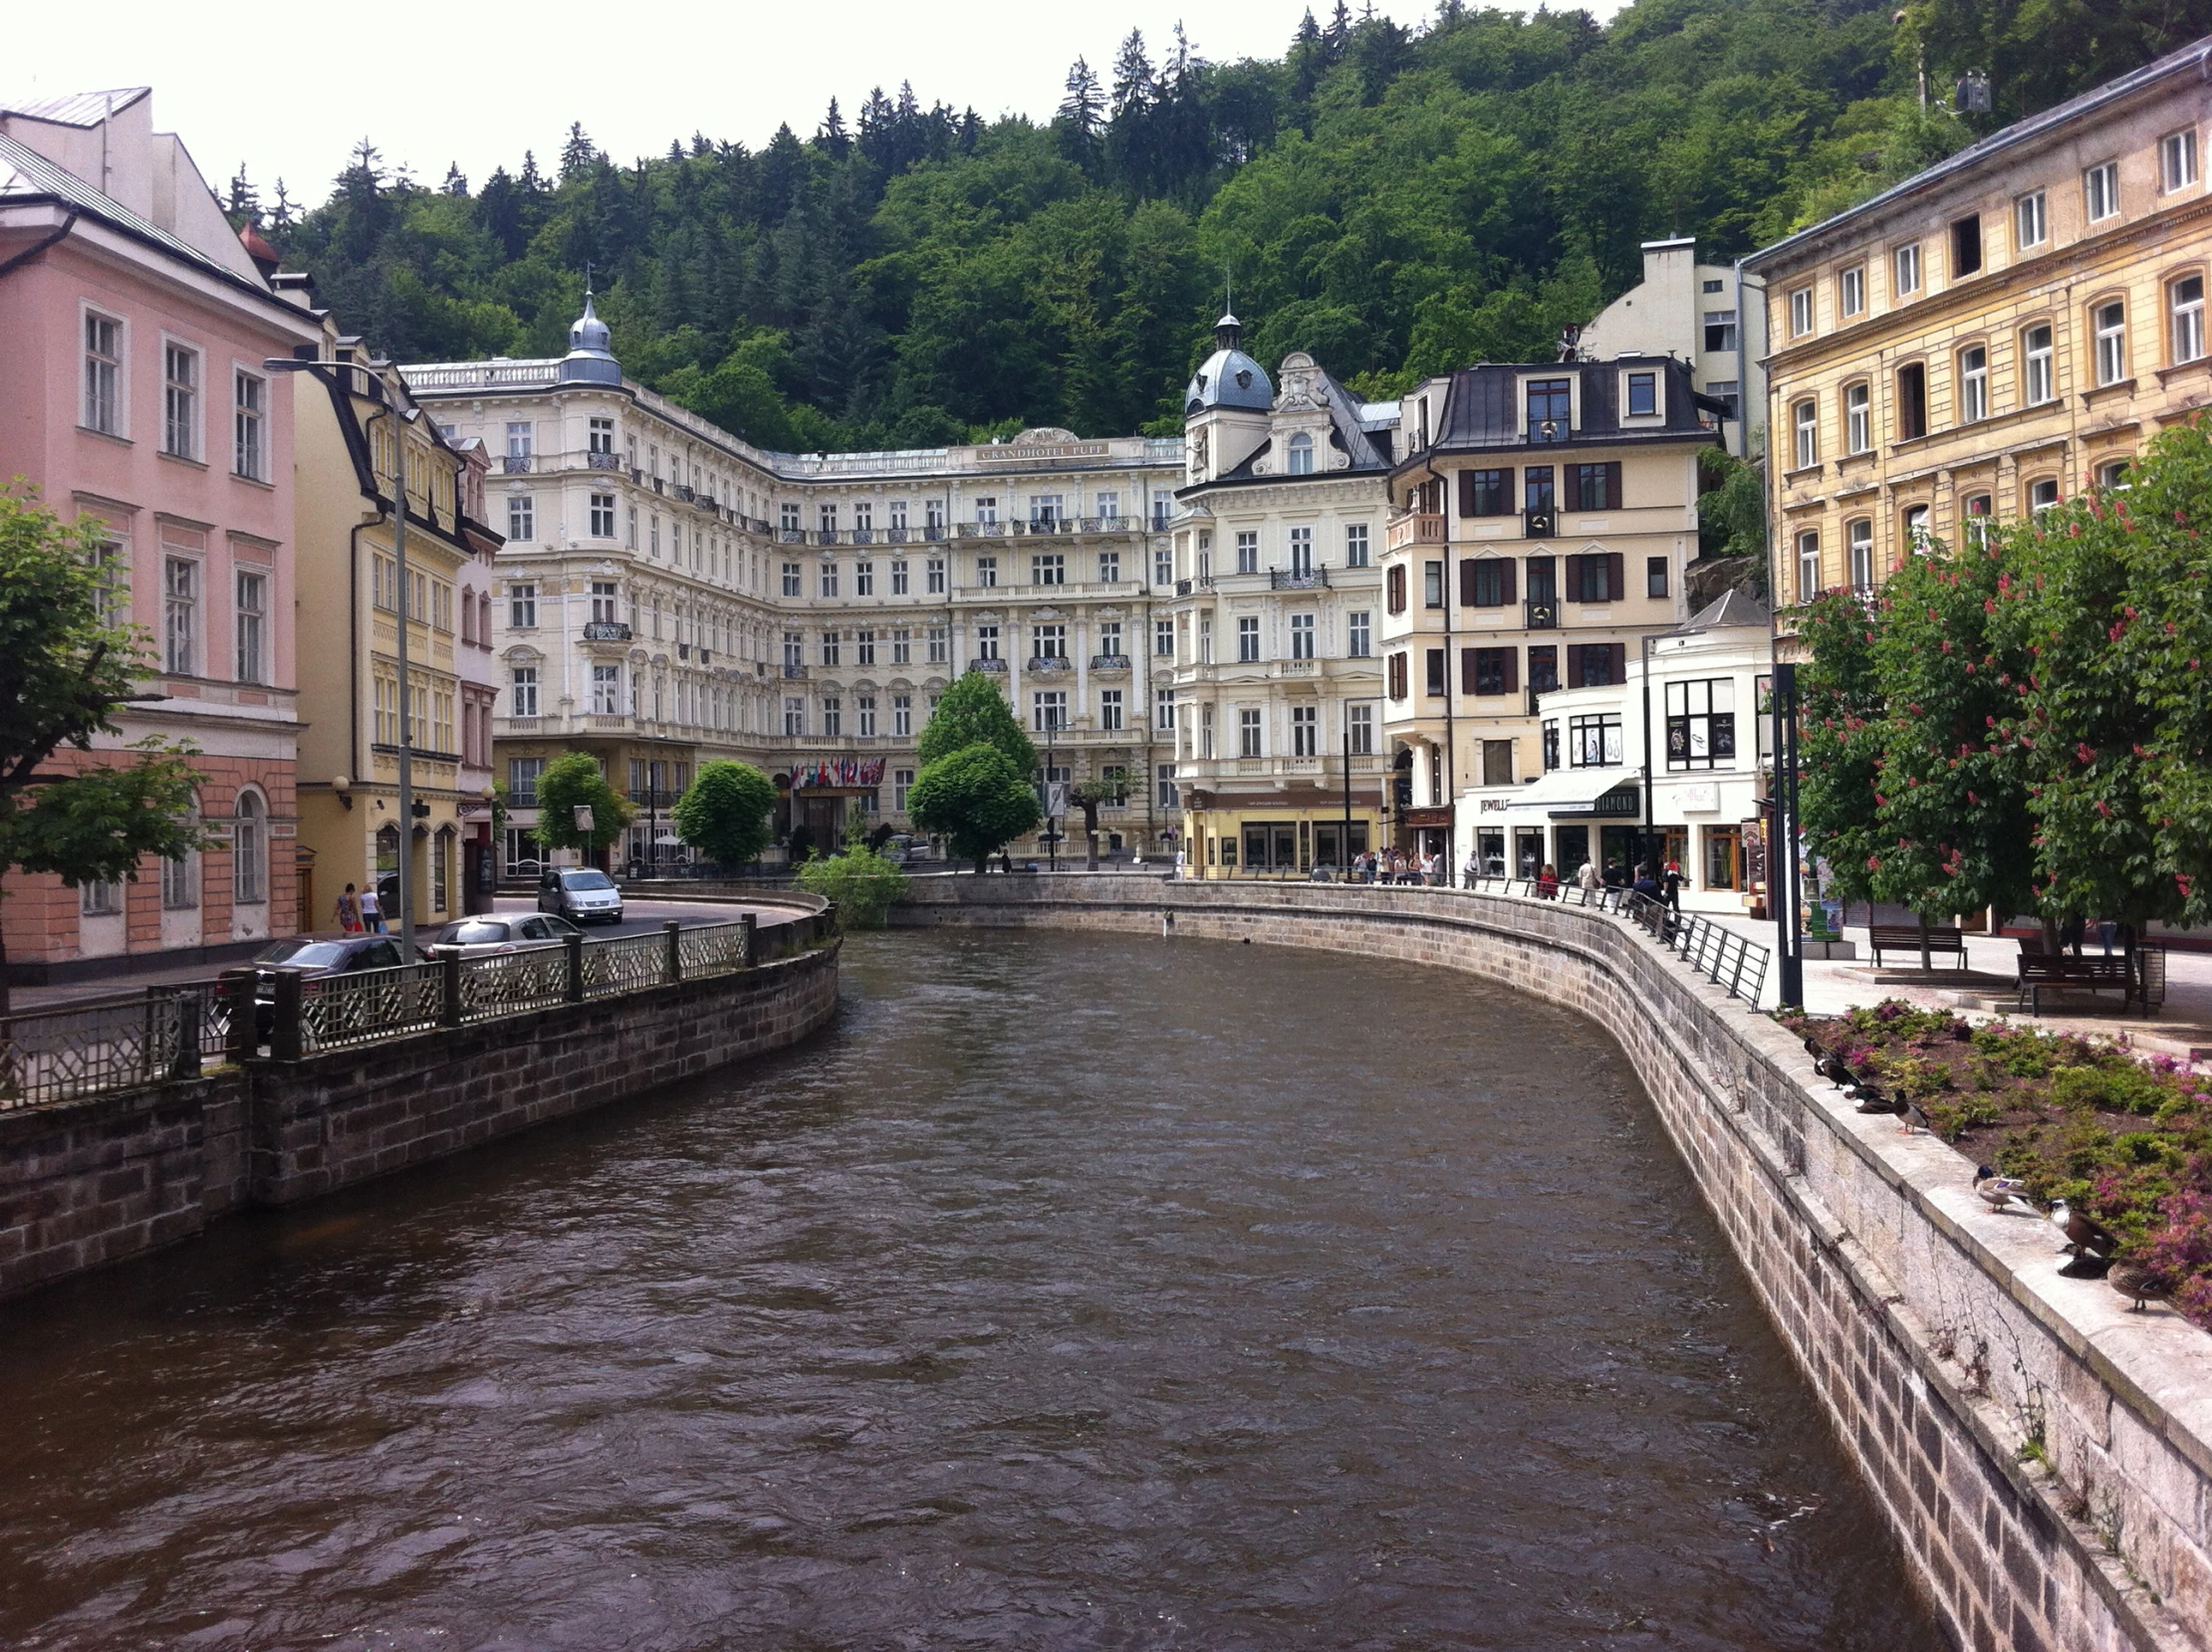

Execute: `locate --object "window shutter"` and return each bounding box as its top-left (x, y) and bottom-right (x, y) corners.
top-left (1609, 642), bottom-right (1627, 682)
top-left (1461, 647), bottom-right (1479, 694)
top-left (1565, 643), bottom-right (1584, 684)
top-left (1459, 558), bottom-right (1478, 607)
top-left (1457, 469), bottom-right (1477, 518)
top-left (1502, 648), bottom-right (1520, 695)
top-left (1386, 565), bottom-right (1405, 613)
top-left (1606, 553), bottom-right (1625, 601)
top-left (1499, 559), bottom-right (1517, 606)
top-left (1564, 554), bottom-right (1584, 598)
top-left (1605, 462), bottom-right (1623, 511)
top-left (1388, 652), bottom-right (1406, 698)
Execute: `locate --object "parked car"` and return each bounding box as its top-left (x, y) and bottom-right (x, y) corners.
top-left (427, 913), bottom-right (583, 957)
top-left (538, 866), bottom-right (624, 924)
top-left (237, 934), bottom-right (431, 1045)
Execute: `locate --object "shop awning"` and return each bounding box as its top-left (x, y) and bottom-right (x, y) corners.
top-left (1498, 769), bottom-right (1641, 819)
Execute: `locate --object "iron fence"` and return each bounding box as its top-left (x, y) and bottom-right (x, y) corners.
top-left (0, 987), bottom-right (219, 1110)
top-left (1459, 878), bottom-right (1771, 1007)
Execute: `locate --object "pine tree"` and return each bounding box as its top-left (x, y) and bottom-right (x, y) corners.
top-left (225, 163), bottom-right (260, 225)
top-left (268, 178), bottom-right (295, 233)
top-left (1107, 30), bottom-right (1157, 193)
top-left (560, 120), bottom-right (597, 181)
top-left (816, 97), bottom-right (851, 160)
top-left (441, 162), bottom-right (468, 196)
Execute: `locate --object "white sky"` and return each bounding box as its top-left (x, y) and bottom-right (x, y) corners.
top-left (5, 0), bottom-right (1623, 209)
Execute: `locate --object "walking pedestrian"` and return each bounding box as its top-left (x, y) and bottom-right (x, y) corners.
top-left (1462, 849), bottom-right (1480, 889)
top-left (334, 883), bottom-right (362, 934)
top-left (1662, 858), bottom-right (1685, 913)
top-left (1536, 862), bottom-right (1561, 900)
top-left (1576, 858), bottom-right (1601, 896)
top-left (359, 883), bottom-right (384, 933)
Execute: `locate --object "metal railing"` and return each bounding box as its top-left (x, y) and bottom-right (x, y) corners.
top-left (0, 987), bottom-right (222, 1109)
top-left (1460, 878), bottom-right (1771, 1007)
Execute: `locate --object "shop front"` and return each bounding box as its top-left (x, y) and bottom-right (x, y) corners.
top-left (776, 756), bottom-right (888, 859)
top-left (1183, 794), bottom-right (1378, 877)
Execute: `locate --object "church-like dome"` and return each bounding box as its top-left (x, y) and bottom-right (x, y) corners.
top-left (558, 292), bottom-right (621, 385)
top-left (1184, 313), bottom-right (1273, 414)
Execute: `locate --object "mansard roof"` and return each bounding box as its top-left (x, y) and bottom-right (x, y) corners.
top-left (1415, 356), bottom-right (1720, 467)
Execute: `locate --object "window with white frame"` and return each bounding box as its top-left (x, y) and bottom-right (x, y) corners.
top-left (1238, 707), bottom-right (1262, 757)
top-left (507, 494), bottom-right (534, 542)
top-left (233, 792), bottom-right (265, 903)
top-left (233, 369), bottom-right (266, 481)
top-left (927, 557), bottom-right (946, 593)
top-left (509, 583), bottom-right (537, 629)
top-left (510, 665), bottom-right (539, 717)
top-left (1903, 503), bottom-right (1932, 554)
top-left (855, 561), bottom-right (874, 596)
top-left (1156, 764), bottom-right (1178, 809)
top-left (893, 768), bottom-right (915, 812)
top-left (1031, 623), bottom-right (1066, 660)
top-left (889, 500), bottom-right (908, 530)
top-left (234, 568), bottom-right (266, 683)
top-left (1345, 523), bottom-right (1369, 568)
top-left (162, 826), bottom-right (199, 909)
top-left (1033, 690), bottom-right (1067, 733)
top-left (1290, 612), bottom-right (1316, 659)
top-left (1893, 241), bottom-right (1921, 298)
top-left (1793, 398), bottom-right (1819, 469)
top-left (2086, 159), bottom-right (2120, 222)
top-left (1153, 545), bottom-right (1172, 586)
top-left (590, 581), bottom-right (618, 624)
top-left (1350, 702), bottom-right (1374, 755)
top-left (2030, 477), bottom-right (2061, 513)
top-left (506, 421), bottom-right (532, 459)
top-left (854, 503), bottom-right (872, 534)
top-left (2023, 324), bottom-right (2055, 404)
top-left (588, 415), bottom-right (614, 455)
top-left (1844, 382), bottom-right (1870, 453)
top-left (1847, 519), bottom-right (1873, 590)
top-left (974, 624), bottom-right (1000, 661)
top-left (1961, 493), bottom-right (1994, 548)
top-left (975, 556), bottom-right (997, 589)
top-left (820, 562), bottom-right (839, 597)
top-left (2094, 300), bottom-right (2127, 385)
top-left (1291, 704), bottom-right (1317, 757)
top-left (890, 627), bottom-right (911, 665)
top-left (784, 697), bottom-right (804, 736)
top-left (1235, 531), bottom-right (1259, 575)
top-left (80, 877), bottom-right (122, 916)
top-left (1236, 615), bottom-right (1260, 662)
top-left (2170, 273), bottom-right (2205, 363)
top-left (818, 504), bottom-right (839, 537)
top-left (1097, 549), bottom-right (1120, 583)
top-left (1569, 714), bottom-right (1622, 767)
top-left (1155, 617), bottom-right (1174, 657)
top-left (1348, 610), bottom-right (1371, 658)
top-left (1032, 553), bottom-right (1066, 586)
top-left (589, 493), bottom-right (615, 537)
top-left (2015, 190), bottom-right (2047, 250)
top-left (1101, 688), bottom-right (1123, 731)
top-left (1152, 490), bottom-right (1172, 529)
top-left (1288, 525), bottom-right (1314, 576)
top-left (2162, 129), bottom-right (2199, 193)
top-left (1797, 530), bottom-right (1821, 601)
top-left (1287, 432), bottom-right (1315, 475)
top-left (161, 343), bottom-right (198, 460)
top-left (83, 311), bottom-right (122, 434)
top-left (822, 697), bottom-right (842, 737)
top-left (1788, 286), bottom-right (1813, 337)
top-left (1839, 265), bottom-right (1864, 318)
top-left (591, 662), bottom-right (622, 714)
top-left (626, 506), bottom-right (637, 550)
top-left (1959, 345), bottom-right (1988, 422)
top-left (164, 557), bottom-right (197, 675)
top-left (821, 630), bottom-right (841, 667)
top-left (893, 694), bottom-right (912, 736)
top-left (927, 626), bottom-right (947, 663)
top-left (1155, 687), bottom-right (1175, 731)
top-left (782, 562), bottom-right (801, 596)
top-left (890, 559), bottom-right (909, 594)
top-left (648, 514), bottom-right (661, 558)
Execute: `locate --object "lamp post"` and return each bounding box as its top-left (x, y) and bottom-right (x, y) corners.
top-left (267, 351), bottom-right (418, 954)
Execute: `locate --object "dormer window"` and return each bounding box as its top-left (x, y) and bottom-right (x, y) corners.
top-left (1624, 370), bottom-right (1658, 417)
top-left (1287, 431), bottom-right (1315, 475)
top-left (1526, 377), bottom-right (1572, 442)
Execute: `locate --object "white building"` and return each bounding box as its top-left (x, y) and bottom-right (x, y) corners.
top-left (1578, 237), bottom-right (1769, 458)
top-left (1457, 589), bottom-right (1773, 908)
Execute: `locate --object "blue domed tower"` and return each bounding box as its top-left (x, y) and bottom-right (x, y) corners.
top-left (558, 290), bottom-right (622, 386)
top-left (1183, 313), bottom-right (1275, 483)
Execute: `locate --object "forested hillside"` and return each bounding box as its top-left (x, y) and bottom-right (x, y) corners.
top-left (243, 0), bottom-right (2212, 451)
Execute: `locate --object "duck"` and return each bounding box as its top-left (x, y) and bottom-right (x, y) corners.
top-left (2047, 1200), bottom-right (2117, 1262)
top-left (1803, 1033), bottom-right (1827, 1060)
top-left (1971, 1165), bottom-right (2038, 1216)
top-left (2106, 1264), bottom-right (2174, 1312)
top-left (1848, 1083), bottom-right (1893, 1113)
top-left (1814, 1052), bottom-right (1858, 1089)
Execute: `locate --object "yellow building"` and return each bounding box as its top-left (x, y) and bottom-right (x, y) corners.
top-left (1744, 39), bottom-right (2212, 621)
top-left (291, 326), bottom-right (502, 933)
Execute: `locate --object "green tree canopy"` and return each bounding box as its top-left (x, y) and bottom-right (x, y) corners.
top-left (532, 751), bottom-right (634, 855)
top-left (671, 760), bottom-right (778, 866)
top-left (1, 486), bottom-right (207, 1011)
top-left (906, 743), bottom-right (1042, 872)
top-left (917, 671), bottom-right (1038, 774)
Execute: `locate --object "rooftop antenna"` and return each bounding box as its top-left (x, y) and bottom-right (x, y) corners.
top-left (584, 259), bottom-right (594, 301)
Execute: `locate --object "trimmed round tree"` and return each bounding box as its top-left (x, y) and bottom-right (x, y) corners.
top-left (672, 760), bottom-right (777, 868)
top-left (533, 751), bottom-right (634, 860)
top-left (906, 743), bottom-right (1042, 873)
top-left (918, 671), bottom-right (1037, 775)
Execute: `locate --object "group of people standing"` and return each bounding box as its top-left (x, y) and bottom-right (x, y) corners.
top-left (1349, 848), bottom-right (1446, 884)
top-left (1528, 857), bottom-right (1688, 910)
top-left (332, 881), bottom-right (385, 935)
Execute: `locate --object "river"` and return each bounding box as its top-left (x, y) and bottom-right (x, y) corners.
top-left (0, 929), bottom-right (1940, 1649)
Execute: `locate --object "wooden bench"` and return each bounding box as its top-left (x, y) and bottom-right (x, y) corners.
top-left (2016, 954), bottom-right (2138, 1015)
top-left (1867, 924), bottom-right (1969, 969)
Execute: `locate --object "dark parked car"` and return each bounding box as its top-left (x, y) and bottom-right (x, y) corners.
top-left (237, 934), bottom-right (431, 1045)
top-left (428, 913), bottom-right (583, 957)
top-left (537, 866), bottom-right (624, 924)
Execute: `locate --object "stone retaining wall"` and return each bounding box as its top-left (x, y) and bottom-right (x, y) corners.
top-left (0, 939), bottom-right (839, 1300)
top-left (894, 874), bottom-right (2212, 1652)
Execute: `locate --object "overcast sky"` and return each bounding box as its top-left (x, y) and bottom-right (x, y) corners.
top-left (5, 0), bottom-right (1623, 209)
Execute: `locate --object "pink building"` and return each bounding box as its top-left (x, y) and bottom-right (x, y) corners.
top-left (0, 90), bottom-right (320, 983)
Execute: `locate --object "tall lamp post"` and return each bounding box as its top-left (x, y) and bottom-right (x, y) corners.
top-left (267, 351), bottom-right (418, 955)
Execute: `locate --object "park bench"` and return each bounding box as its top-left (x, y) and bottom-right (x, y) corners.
top-left (1867, 924), bottom-right (1969, 969)
top-left (2015, 953), bottom-right (2139, 1016)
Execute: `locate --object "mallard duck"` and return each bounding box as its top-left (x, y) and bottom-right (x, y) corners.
top-left (2048, 1200), bottom-right (2117, 1261)
top-left (1972, 1165), bottom-right (2037, 1216)
top-left (1815, 1052), bottom-right (1858, 1089)
top-left (2107, 1264), bottom-right (2174, 1312)
top-left (1849, 1083), bottom-right (1893, 1113)
top-left (1803, 1033), bottom-right (1827, 1060)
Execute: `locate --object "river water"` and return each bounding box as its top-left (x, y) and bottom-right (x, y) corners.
top-left (0, 930), bottom-right (1940, 1650)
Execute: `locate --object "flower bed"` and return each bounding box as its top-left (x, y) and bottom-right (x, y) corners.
top-left (1779, 1001), bottom-right (2212, 1329)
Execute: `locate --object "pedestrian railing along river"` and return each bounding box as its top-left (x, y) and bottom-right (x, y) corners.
top-left (1463, 877), bottom-right (1773, 1007)
top-left (0, 910), bottom-right (830, 1113)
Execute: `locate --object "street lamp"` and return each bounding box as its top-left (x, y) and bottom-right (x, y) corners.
top-left (265, 351), bottom-right (421, 955)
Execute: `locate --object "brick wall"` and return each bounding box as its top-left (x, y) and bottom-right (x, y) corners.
top-left (894, 875), bottom-right (2212, 1652)
top-left (0, 941), bottom-right (838, 1300)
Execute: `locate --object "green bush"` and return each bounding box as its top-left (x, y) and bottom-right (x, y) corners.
top-left (2050, 1062), bottom-right (2171, 1117)
top-left (794, 843), bottom-right (909, 929)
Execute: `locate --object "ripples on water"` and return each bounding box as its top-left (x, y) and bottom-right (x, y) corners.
top-left (0, 930), bottom-right (1941, 1650)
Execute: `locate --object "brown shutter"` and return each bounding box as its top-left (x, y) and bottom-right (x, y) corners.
top-left (1564, 643), bottom-right (1583, 685)
top-left (1564, 554), bottom-right (1584, 600)
top-left (1461, 647), bottom-right (1479, 694)
top-left (1606, 552), bottom-right (1625, 601)
top-left (1604, 461), bottom-right (1623, 511)
top-left (1457, 469), bottom-right (1477, 518)
top-left (1498, 558), bottom-right (1517, 606)
top-left (1459, 558), bottom-right (1478, 607)
top-left (1388, 652), bottom-right (1406, 698)
top-left (1609, 642), bottom-right (1627, 682)
top-left (1502, 648), bottom-right (1520, 695)
top-left (1387, 565), bottom-right (1405, 613)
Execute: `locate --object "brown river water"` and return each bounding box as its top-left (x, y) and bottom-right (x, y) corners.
top-left (0, 929), bottom-right (1943, 1650)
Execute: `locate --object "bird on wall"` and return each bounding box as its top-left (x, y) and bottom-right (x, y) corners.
top-left (2106, 1264), bottom-right (2173, 1312)
top-left (1971, 1165), bottom-right (2038, 1216)
top-left (1862, 1091), bottom-right (1932, 1134)
top-left (1803, 1033), bottom-right (1827, 1060)
top-left (1815, 1052), bottom-right (1857, 1089)
top-left (1848, 1082), bottom-right (1891, 1112)
top-left (2048, 1200), bottom-right (2118, 1270)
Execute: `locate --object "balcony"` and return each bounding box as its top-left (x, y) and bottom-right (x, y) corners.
top-left (625, 788), bottom-right (680, 807)
top-left (673, 484), bottom-right (696, 503)
top-left (1524, 598), bottom-right (1560, 629)
top-left (1524, 508), bottom-right (1558, 539)
top-left (1275, 658), bottom-right (1321, 676)
top-left (1270, 567), bottom-right (1329, 590)
top-left (782, 663), bottom-right (809, 679)
top-left (586, 450), bottom-right (620, 471)
top-left (1386, 513), bottom-right (1444, 551)
top-left (1175, 579), bottom-right (1193, 595)
top-left (1028, 655), bottom-right (1073, 674)
top-left (1527, 419), bottom-right (1571, 445)
top-left (501, 454), bottom-right (533, 474)
top-left (969, 657), bottom-right (1008, 673)
top-left (695, 493), bottom-right (717, 511)
top-left (582, 620), bottom-right (632, 642)
top-left (1090, 653), bottom-right (1131, 672)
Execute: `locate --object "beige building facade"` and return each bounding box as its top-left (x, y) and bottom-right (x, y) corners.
top-left (1744, 37), bottom-right (2212, 625)
top-left (1579, 236), bottom-right (1768, 458)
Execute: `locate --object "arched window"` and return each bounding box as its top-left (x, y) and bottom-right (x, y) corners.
top-left (162, 793), bottom-right (202, 910)
top-left (233, 791), bottom-right (265, 904)
top-left (1846, 519), bottom-right (1874, 591)
top-left (1287, 431), bottom-right (1315, 476)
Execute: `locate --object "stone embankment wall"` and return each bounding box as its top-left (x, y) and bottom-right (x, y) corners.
top-left (1, 904), bottom-right (839, 1302)
top-left (894, 874), bottom-right (2212, 1652)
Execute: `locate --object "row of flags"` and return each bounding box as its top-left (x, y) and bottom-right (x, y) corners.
top-left (792, 757), bottom-right (888, 790)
